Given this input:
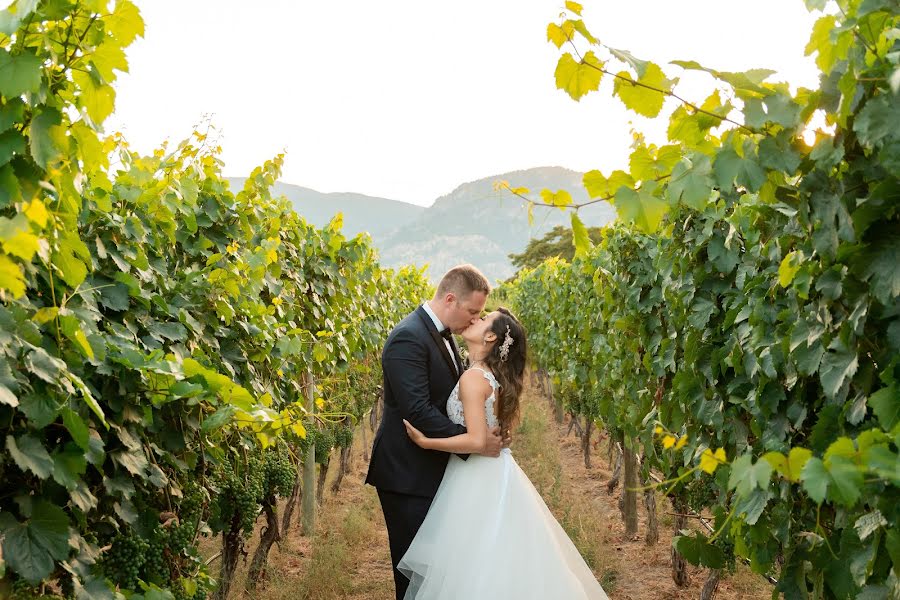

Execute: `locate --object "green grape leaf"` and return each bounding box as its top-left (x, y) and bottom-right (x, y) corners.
top-left (734, 487), bottom-right (769, 525)
top-left (827, 455), bottom-right (863, 506)
top-left (673, 533), bottom-right (725, 568)
top-left (667, 154), bottom-right (713, 210)
top-left (6, 434), bottom-right (53, 479)
top-left (0, 0), bottom-right (40, 35)
top-left (0, 49), bottom-right (42, 98)
top-left (863, 235), bottom-right (900, 305)
top-left (713, 144), bottom-right (766, 193)
top-left (0, 99), bottom-right (24, 134)
top-left (51, 445), bottom-right (87, 490)
top-left (609, 47), bottom-right (649, 78)
top-left (0, 129), bottom-right (26, 168)
top-left (612, 62), bottom-right (671, 118)
top-left (868, 385), bottom-right (899, 430)
top-left (744, 93), bottom-right (802, 129)
top-left (854, 94), bottom-right (900, 148)
top-left (29, 108), bottom-right (66, 170)
top-left (819, 339), bottom-right (858, 400)
top-left (0, 501), bottom-right (70, 585)
top-left (61, 406), bottom-right (90, 452)
top-left (801, 456), bottom-right (829, 503)
top-left (555, 51), bottom-right (603, 101)
top-left (0, 381), bottom-right (16, 407)
top-left (805, 16), bottom-right (853, 73)
top-left (613, 186), bottom-right (669, 233)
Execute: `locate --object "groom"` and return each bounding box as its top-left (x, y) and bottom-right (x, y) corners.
top-left (366, 264), bottom-right (505, 600)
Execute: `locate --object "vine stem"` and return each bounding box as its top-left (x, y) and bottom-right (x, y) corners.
top-left (563, 35), bottom-right (757, 135)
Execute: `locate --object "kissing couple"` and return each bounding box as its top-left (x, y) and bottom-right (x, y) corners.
top-left (366, 264), bottom-right (608, 599)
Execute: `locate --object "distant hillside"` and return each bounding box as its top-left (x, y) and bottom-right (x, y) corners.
top-left (227, 167), bottom-right (616, 283)
top-left (226, 178), bottom-right (423, 240)
top-left (376, 167), bottom-right (615, 282)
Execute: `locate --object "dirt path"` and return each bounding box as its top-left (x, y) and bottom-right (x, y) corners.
top-left (219, 377), bottom-right (773, 599)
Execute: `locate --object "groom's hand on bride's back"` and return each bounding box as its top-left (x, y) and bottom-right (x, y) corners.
top-left (483, 427), bottom-right (507, 457)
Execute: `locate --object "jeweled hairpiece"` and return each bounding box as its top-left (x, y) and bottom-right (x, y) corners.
top-left (499, 325), bottom-right (514, 362)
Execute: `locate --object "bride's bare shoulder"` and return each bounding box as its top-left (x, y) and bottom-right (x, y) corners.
top-left (459, 369), bottom-right (493, 394)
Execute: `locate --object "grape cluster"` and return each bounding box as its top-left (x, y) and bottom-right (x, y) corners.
top-left (144, 527), bottom-right (170, 582)
top-left (311, 429), bottom-right (335, 465)
top-left (334, 426), bottom-right (354, 449)
top-left (180, 480), bottom-right (206, 522)
top-left (264, 448), bottom-right (296, 498)
top-left (173, 582), bottom-right (210, 600)
top-left (213, 456), bottom-right (265, 536)
top-left (101, 533), bottom-right (149, 590)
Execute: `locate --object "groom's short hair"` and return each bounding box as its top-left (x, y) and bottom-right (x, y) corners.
top-left (436, 264), bottom-right (490, 299)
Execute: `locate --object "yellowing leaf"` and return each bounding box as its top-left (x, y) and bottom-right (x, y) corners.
top-left (259, 392), bottom-right (273, 407)
top-left (612, 62), bottom-right (673, 118)
top-left (547, 23), bottom-right (569, 49)
top-left (540, 189), bottom-right (573, 208)
top-left (89, 42), bottom-right (128, 83)
top-left (23, 199), bottom-right (48, 228)
top-left (2, 228), bottom-right (39, 261)
top-left (571, 212), bottom-right (592, 257)
top-left (565, 1), bottom-right (583, 15)
top-left (106, 0), bottom-right (145, 46)
top-left (788, 447), bottom-right (812, 483)
top-left (0, 254), bottom-right (25, 297)
top-left (555, 51), bottom-right (603, 101)
top-left (291, 421), bottom-right (307, 438)
top-left (700, 447), bottom-right (727, 474)
top-left (70, 327), bottom-right (94, 360)
top-left (778, 250), bottom-right (804, 287)
top-left (584, 169), bottom-right (634, 199)
top-left (32, 306), bottom-right (58, 324)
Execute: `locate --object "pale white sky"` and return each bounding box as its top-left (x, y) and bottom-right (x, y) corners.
top-left (109, 1), bottom-right (821, 206)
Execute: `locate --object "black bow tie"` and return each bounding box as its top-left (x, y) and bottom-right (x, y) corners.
top-left (439, 328), bottom-right (453, 341)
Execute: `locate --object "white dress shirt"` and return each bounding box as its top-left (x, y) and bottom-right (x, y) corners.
top-left (422, 302), bottom-right (459, 372)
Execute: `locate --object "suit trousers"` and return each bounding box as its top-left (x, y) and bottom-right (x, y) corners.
top-left (377, 489), bottom-right (434, 600)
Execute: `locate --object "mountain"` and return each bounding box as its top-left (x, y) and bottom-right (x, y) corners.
top-left (225, 179), bottom-right (424, 239)
top-left (227, 167), bottom-right (616, 283)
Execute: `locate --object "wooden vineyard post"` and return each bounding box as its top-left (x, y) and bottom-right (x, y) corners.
top-left (670, 495), bottom-right (690, 586)
top-left (301, 371), bottom-right (317, 536)
top-left (622, 435), bottom-right (639, 538)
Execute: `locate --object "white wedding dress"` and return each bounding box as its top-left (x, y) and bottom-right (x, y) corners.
top-left (398, 368), bottom-right (609, 599)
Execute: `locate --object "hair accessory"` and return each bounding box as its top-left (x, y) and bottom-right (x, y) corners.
top-left (499, 325), bottom-right (514, 362)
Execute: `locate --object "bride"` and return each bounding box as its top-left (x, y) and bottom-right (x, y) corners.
top-left (400, 307), bottom-right (608, 599)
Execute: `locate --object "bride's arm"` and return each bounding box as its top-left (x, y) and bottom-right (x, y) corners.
top-left (403, 370), bottom-right (491, 454)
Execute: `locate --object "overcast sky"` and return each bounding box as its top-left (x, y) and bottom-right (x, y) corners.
top-left (108, 1), bottom-right (821, 206)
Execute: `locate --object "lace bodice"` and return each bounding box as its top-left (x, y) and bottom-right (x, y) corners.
top-left (446, 367), bottom-right (500, 429)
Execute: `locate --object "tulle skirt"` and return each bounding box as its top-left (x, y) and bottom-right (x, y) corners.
top-left (398, 449), bottom-right (608, 600)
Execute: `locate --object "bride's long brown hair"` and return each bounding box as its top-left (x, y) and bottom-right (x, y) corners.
top-left (480, 307), bottom-right (527, 436)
